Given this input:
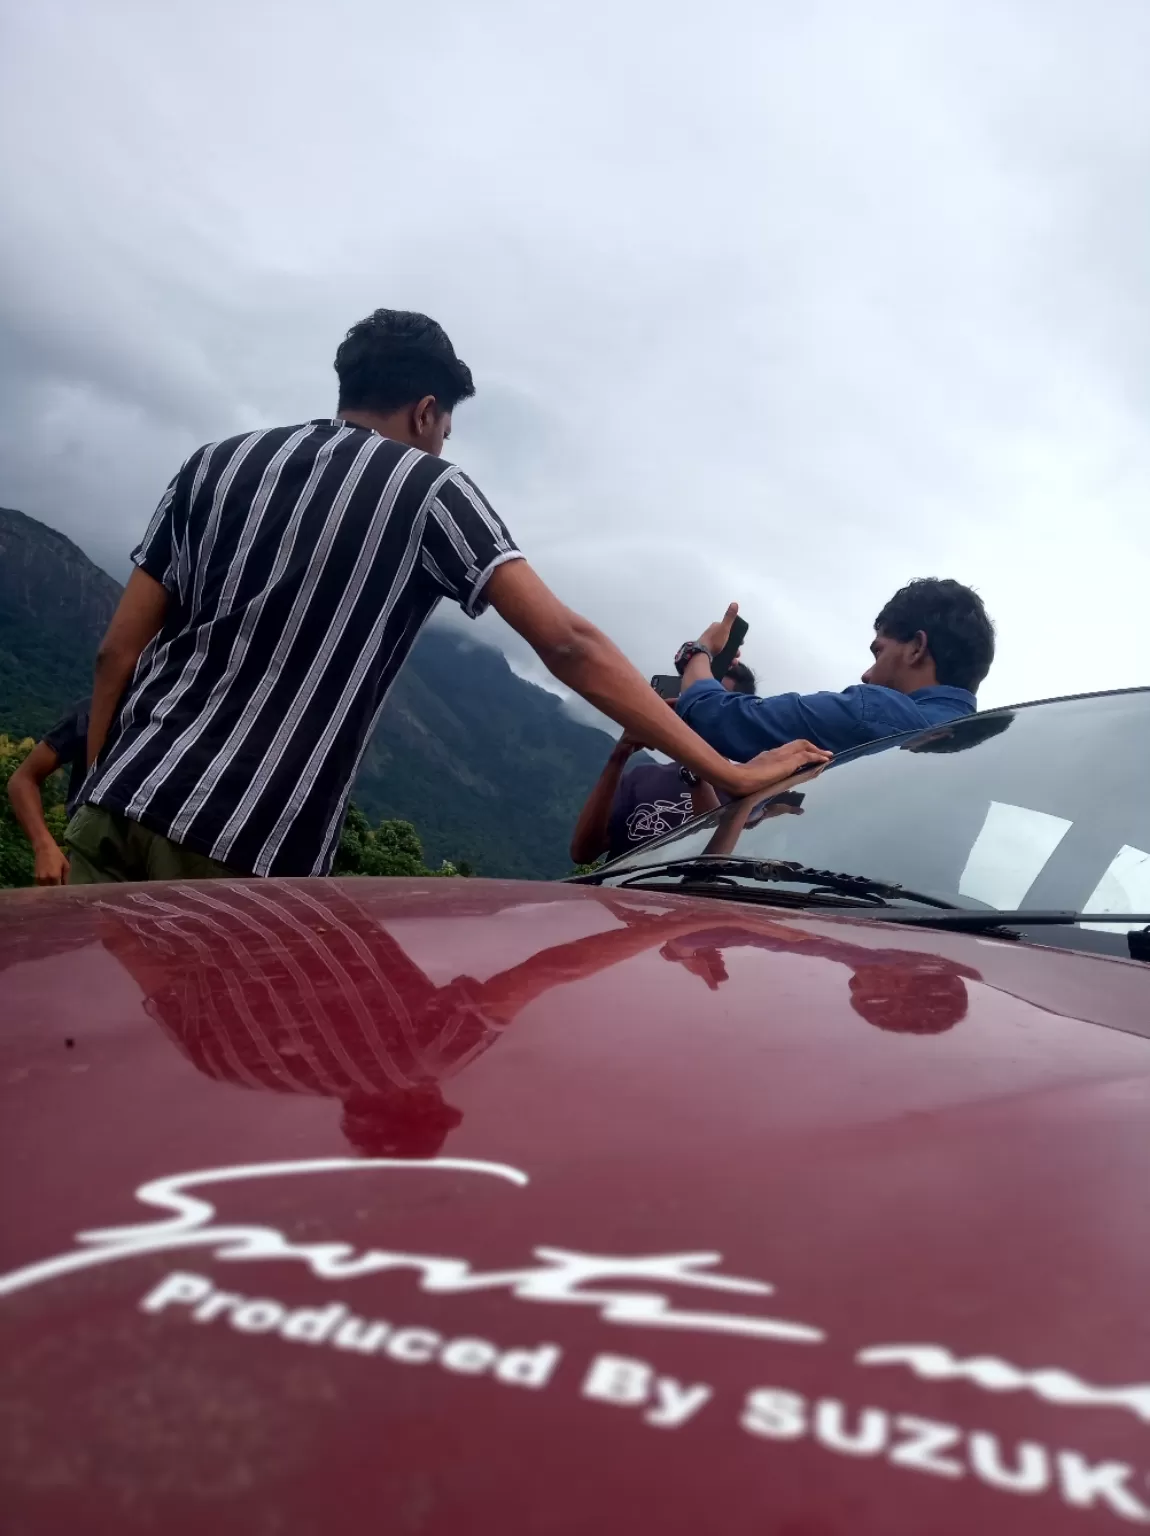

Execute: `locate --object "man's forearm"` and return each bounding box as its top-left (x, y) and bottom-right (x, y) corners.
top-left (7, 767), bottom-right (57, 851)
top-left (690, 781), bottom-right (721, 817)
top-left (87, 652), bottom-right (137, 766)
top-left (680, 650), bottom-right (714, 692)
top-left (570, 743), bottom-right (632, 864)
top-left (87, 567), bottom-right (170, 766)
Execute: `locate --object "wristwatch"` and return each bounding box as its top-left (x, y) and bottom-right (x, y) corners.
top-left (674, 640), bottom-right (712, 675)
top-left (678, 766), bottom-right (701, 788)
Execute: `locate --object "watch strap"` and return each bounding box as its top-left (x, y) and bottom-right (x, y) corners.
top-left (674, 640), bottom-right (713, 675)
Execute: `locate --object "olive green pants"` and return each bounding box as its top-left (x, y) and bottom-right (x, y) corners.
top-left (65, 805), bottom-right (244, 885)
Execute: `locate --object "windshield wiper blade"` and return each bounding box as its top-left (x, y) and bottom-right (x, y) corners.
top-left (592, 857), bottom-right (960, 911)
top-left (581, 856), bottom-right (765, 890)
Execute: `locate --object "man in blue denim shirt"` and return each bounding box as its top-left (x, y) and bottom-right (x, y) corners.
top-left (675, 578), bottom-right (995, 759)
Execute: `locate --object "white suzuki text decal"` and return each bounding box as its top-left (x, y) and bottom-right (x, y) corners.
top-left (2, 1157), bottom-right (1148, 1431)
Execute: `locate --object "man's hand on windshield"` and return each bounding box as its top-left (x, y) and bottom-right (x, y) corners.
top-left (728, 740), bottom-right (832, 799)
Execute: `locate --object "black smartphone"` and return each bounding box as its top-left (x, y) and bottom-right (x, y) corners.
top-left (711, 615), bottom-right (749, 680)
top-left (651, 674), bottom-right (681, 701)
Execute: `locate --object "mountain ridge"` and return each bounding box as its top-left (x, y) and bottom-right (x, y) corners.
top-left (0, 506), bottom-right (123, 739)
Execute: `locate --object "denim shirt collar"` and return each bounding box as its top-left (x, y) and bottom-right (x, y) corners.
top-left (908, 684), bottom-right (977, 708)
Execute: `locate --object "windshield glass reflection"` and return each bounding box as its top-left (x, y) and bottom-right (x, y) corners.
top-left (601, 691), bottom-right (1150, 924)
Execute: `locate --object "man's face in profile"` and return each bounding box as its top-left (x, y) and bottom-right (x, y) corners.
top-left (861, 629), bottom-right (915, 690)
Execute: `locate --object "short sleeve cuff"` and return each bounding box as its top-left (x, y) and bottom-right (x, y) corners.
top-left (463, 549), bottom-right (525, 618)
top-left (130, 540), bottom-right (174, 590)
top-left (676, 676), bottom-right (725, 713)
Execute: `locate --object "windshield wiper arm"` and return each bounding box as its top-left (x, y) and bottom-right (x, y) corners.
top-left (575, 859), bottom-right (1150, 954)
top-left (846, 909), bottom-right (1150, 933)
top-left (588, 856), bottom-right (961, 911)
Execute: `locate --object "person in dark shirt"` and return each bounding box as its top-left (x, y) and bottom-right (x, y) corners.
top-left (6, 698), bottom-right (90, 886)
top-left (675, 578), bottom-right (996, 759)
top-left (570, 663), bottom-right (757, 867)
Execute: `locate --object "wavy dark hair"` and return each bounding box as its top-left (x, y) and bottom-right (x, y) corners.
top-left (875, 578), bottom-right (996, 693)
top-left (335, 308), bottom-right (475, 415)
top-left (725, 661), bottom-right (757, 694)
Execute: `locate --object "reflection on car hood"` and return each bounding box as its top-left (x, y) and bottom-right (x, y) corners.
top-left (2, 877), bottom-right (1149, 1536)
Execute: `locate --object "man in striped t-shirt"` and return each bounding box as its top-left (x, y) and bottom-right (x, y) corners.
top-left (67, 309), bottom-right (827, 883)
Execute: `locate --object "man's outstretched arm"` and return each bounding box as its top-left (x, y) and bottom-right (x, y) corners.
top-left (88, 568), bottom-right (170, 766)
top-left (7, 742), bottom-right (69, 885)
top-left (484, 562), bottom-right (831, 799)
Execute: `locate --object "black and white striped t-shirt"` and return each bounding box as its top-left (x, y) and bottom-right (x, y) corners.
top-left (98, 881), bottom-right (506, 1100)
top-left (83, 420), bottom-right (522, 877)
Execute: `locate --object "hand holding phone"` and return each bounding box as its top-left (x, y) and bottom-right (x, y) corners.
top-left (710, 614), bottom-right (748, 680)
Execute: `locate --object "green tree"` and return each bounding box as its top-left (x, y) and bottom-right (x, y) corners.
top-left (0, 757), bottom-right (461, 889)
top-left (0, 734), bottom-right (68, 889)
top-left (332, 803), bottom-right (461, 878)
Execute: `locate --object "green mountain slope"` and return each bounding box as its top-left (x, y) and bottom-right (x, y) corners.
top-left (0, 508), bottom-right (609, 878)
top-left (0, 507), bottom-right (122, 738)
top-left (354, 628), bottom-right (611, 878)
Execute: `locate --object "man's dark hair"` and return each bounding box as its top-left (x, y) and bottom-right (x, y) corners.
top-left (849, 961), bottom-right (969, 1034)
top-left (874, 578), bottom-right (996, 693)
top-left (335, 309), bottom-right (476, 415)
top-left (340, 1085), bottom-right (463, 1159)
top-left (726, 661), bottom-right (757, 694)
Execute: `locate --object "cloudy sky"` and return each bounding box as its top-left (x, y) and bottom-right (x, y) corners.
top-left (2, 0), bottom-right (1148, 722)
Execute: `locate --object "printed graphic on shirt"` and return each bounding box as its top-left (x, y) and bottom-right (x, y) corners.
top-left (625, 794), bottom-right (694, 844)
top-left (609, 761), bottom-right (697, 858)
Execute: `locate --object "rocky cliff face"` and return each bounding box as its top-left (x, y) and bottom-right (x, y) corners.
top-left (0, 507), bottom-right (122, 632)
top-left (0, 507), bottom-right (123, 737)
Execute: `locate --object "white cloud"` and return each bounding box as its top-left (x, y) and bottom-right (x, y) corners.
top-left (1, 0), bottom-right (1147, 717)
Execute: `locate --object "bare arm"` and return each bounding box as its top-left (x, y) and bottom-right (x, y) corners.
top-left (7, 742), bottom-right (70, 885)
top-left (486, 562), bottom-right (831, 798)
top-left (569, 738), bottom-right (638, 865)
top-left (690, 780), bottom-right (721, 817)
top-left (88, 568), bottom-right (170, 766)
top-left (476, 911), bottom-right (732, 1025)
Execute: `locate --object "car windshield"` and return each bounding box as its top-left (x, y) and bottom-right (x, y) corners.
top-left (597, 690), bottom-right (1150, 935)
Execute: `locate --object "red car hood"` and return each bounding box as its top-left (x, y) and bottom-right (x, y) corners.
top-left (2, 876), bottom-right (1149, 1534)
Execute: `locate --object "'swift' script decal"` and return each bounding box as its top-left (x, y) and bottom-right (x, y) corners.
top-left (0, 1158), bottom-right (824, 1345)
